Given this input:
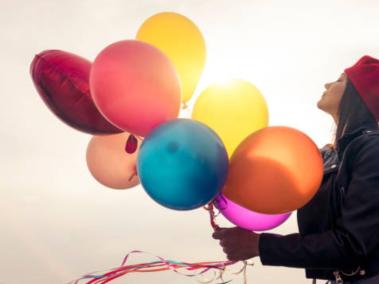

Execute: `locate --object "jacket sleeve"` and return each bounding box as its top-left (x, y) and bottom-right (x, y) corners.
top-left (258, 135), bottom-right (379, 269)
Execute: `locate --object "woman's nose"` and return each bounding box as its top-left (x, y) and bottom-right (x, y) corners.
top-left (324, 82), bottom-right (331, 89)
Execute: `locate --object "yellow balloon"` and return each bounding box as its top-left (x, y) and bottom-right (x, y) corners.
top-left (137, 12), bottom-right (206, 103)
top-left (192, 80), bottom-right (269, 157)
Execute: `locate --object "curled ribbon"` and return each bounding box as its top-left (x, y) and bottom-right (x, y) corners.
top-left (70, 202), bottom-right (254, 284)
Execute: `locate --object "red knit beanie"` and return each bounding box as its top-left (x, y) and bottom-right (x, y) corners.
top-left (344, 55), bottom-right (379, 121)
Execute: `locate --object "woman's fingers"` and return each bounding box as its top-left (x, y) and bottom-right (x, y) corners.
top-left (212, 228), bottom-right (226, 239)
top-left (211, 227), bottom-right (260, 261)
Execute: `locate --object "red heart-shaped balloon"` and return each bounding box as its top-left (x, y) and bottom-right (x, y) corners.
top-left (30, 50), bottom-right (121, 134)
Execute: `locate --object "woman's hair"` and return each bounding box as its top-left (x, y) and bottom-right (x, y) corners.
top-left (333, 78), bottom-right (378, 147)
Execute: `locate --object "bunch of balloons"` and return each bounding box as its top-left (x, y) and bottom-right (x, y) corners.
top-left (30, 12), bottom-right (323, 232)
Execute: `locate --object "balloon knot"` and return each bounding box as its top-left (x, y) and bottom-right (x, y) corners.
top-left (125, 134), bottom-right (138, 154)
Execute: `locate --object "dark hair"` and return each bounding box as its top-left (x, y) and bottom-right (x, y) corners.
top-left (334, 79), bottom-right (378, 147)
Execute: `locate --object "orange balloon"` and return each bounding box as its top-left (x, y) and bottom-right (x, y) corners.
top-left (223, 126), bottom-right (323, 214)
top-left (86, 132), bottom-right (140, 189)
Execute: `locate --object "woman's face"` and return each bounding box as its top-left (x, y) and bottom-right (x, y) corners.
top-left (317, 73), bottom-right (347, 118)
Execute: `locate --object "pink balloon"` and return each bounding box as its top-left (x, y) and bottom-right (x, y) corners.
top-left (214, 194), bottom-right (291, 232)
top-left (30, 50), bottom-right (122, 134)
top-left (90, 40), bottom-right (182, 137)
top-left (86, 132), bottom-right (140, 189)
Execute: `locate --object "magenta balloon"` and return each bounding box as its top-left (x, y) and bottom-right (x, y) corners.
top-left (214, 194), bottom-right (291, 231)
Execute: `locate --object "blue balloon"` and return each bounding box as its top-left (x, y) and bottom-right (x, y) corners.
top-left (137, 119), bottom-right (229, 210)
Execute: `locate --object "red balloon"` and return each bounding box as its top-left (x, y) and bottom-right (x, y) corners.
top-left (90, 40), bottom-right (181, 137)
top-left (30, 50), bottom-right (121, 134)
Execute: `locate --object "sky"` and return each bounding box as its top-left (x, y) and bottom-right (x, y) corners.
top-left (1, 0), bottom-right (379, 283)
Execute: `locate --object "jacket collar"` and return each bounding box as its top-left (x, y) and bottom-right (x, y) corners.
top-left (336, 122), bottom-right (379, 160)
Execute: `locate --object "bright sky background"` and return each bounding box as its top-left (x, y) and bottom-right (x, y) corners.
top-left (1, 0), bottom-right (379, 283)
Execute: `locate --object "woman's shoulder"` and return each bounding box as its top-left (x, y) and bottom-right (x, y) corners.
top-left (348, 129), bottom-right (379, 149)
top-left (346, 130), bottom-right (379, 163)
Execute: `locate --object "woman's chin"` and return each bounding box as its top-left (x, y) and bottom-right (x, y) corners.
top-left (316, 99), bottom-right (323, 110)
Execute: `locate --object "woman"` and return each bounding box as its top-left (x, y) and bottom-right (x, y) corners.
top-left (212, 55), bottom-right (379, 284)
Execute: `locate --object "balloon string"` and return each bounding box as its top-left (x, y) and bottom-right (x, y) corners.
top-left (203, 201), bottom-right (255, 284)
top-left (203, 202), bottom-right (220, 231)
top-left (69, 202), bottom-right (254, 284)
top-left (69, 250), bottom-right (245, 284)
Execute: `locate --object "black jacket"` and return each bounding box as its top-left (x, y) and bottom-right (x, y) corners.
top-left (258, 124), bottom-right (379, 282)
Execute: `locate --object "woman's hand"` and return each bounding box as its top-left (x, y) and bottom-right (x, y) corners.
top-left (212, 227), bottom-right (260, 261)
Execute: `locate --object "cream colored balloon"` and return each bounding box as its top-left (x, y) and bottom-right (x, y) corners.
top-left (86, 132), bottom-right (140, 189)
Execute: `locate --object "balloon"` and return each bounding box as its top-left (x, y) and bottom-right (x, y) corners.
top-left (213, 194), bottom-right (291, 232)
top-left (223, 126), bottom-right (323, 214)
top-left (137, 119), bottom-right (228, 210)
top-left (30, 50), bottom-right (121, 134)
top-left (86, 132), bottom-right (140, 189)
top-left (90, 40), bottom-right (181, 137)
top-left (137, 12), bottom-right (206, 103)
top-left (192, 80), bottom-right (268, 157)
